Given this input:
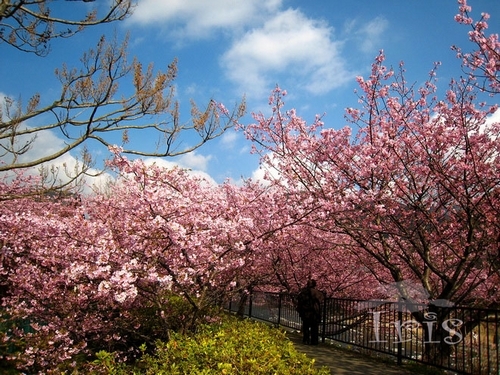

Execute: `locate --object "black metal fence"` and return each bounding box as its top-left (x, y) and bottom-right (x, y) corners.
top-left (226, 292), bottom-right (500, 375)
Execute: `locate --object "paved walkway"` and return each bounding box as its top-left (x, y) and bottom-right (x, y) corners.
top-left (286, 331), bottom-right (419, 375)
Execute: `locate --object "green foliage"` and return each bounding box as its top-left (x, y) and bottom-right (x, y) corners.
top-left (0, 311), bottom-right (30, 374)
top-left (89, 290), bottom-right (222, 356)
top-left (129, 290), bottom-right (224, 338)
top-left (85, 317), bottom-right (330, 374)
top-left (158, 292), bottom-right (216, 334)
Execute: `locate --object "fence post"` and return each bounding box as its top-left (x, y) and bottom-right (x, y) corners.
top-left (397, 301), bottom-right (403, 366)
top-left (248, 292), bottom-right (253, 318)
top-left (322, 294), bottom-right (327, 343)
top-left (277, 293), bottom-right (282, 327)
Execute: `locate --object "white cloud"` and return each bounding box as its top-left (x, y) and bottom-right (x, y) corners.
top-left (177, 151), bottom-right (212, 171)
top-left (479, 107), bottom-right (500, 142)
top-left (1, 104), bottom-right (219, 190)
top-left (486, 107), bottom-right (500, 126)
top-left (219, 130), bottom-right (239, 149)
top-left (347, 16), bottom-right (389, 53)
top-left (220, 9), bottom-right (353, 99)
top-left (144, 155), bottom-right (216, 185)
top-left (0, 126), bottom-right (112, 195)
top-left (249, 153), bottom-right (282, 185)
top-left (0, 97), bottom-right (116, 196)
top-left (130, 0), bottom-right (282, 38)
top-left (251, 166), bottom-right (270, 185)
top-left (15, 128), bottom-right (67, 165)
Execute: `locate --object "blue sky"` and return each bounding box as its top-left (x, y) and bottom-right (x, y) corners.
top-left (1, 0), bottom-right (499, 186)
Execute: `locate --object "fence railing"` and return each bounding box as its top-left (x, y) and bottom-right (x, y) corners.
top-left (226, 291), bottom-right (500, 375)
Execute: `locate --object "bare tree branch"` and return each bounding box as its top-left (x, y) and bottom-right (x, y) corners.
top-left (0, 0), bottom-right (133, 56)
top-left (0, 36), bottom-right (246, 174)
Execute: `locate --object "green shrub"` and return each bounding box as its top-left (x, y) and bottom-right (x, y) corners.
top-left (86, 317), bottom-right (330, 374)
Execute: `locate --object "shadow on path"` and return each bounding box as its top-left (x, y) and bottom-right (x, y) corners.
top-left (287, 332), bottom-right (418, 375)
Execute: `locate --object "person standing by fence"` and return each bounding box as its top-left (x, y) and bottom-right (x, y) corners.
top-left (296, 279), bottom-right (324, 345)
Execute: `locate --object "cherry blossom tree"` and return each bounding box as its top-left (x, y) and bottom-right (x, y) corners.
top-left (240, 196), bottom-right (380, 298)
top-left (0, 145), bottom-right (375, 371)
top-left (245, 65), bottom-right (499, 306)
top-left (0, 152), bottom-right (258, 371)
top-left (453, 0), bottom-right (500, 94)
top-left (243, 0), bottom-right (500, 307)
top-left (241, 1), bottom-right (500, 362)
top-left (245, 44), bottom-right (500, 368)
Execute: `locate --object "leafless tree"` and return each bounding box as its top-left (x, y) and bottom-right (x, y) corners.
top-left (0, 0), bottom-right (133, 56)
top-left (0, 1), bottom-right (246, 197)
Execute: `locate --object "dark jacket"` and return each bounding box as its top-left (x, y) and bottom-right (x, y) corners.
top-left (297, 286), bottom-right (324, 320)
